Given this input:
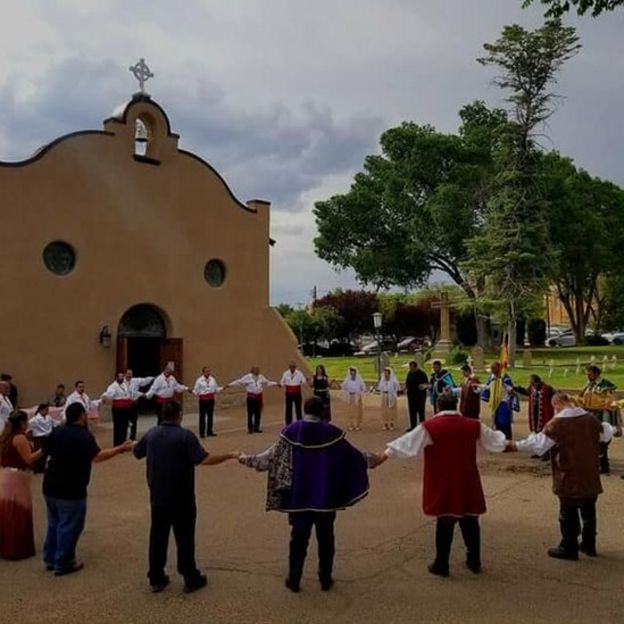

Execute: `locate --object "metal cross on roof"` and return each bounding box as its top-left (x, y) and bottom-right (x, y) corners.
top-left (129, 58), bottom-right (154, 94)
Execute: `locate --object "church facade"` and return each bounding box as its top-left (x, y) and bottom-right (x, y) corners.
top-left (0, 92), bottom-right (307, 406)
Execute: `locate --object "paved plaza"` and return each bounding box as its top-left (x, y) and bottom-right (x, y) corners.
top-left (1, 394), bottom-right (623, 624)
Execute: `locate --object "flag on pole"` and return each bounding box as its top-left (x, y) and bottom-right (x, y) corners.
top-left (489, 337), bottom-right (509, 410)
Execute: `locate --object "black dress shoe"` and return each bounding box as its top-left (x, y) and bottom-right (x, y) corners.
top-left (254, 429), bottom-right (263, 433)
top-left (319, 577), bottom-right (334, 591)
top-left (208, 432), bottom-right (217, 437)
top-left (285, 577), bottom-right (300, 593)
top-left (184, 573), bottom-right (207, 593)
top-left (547, 547), bottom-right (578, 561)
top-left (466, 560), bottom-right (481, 574)
top-left (150, 575), bottom-right (170, 593)
top-left (427, 562), bottom-right (449, 577)
top-left (579, 543), bottom-right (597, 557)
top-left (248, 430), bottom-right (254, 434)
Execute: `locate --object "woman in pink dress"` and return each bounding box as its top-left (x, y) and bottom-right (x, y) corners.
top-left (0, 411), bottom-right (43, 559)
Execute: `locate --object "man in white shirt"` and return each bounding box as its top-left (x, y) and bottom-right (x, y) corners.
top-left (280, 362), bottom-right (306, 425)
top-left (0, 380), bottom-right (14, 432)
top-left (146, 366), bottom-right (189, 425)
top-left (192, 367), bottom-right (222, 438)
top-left (379, 393), bottom-right (510, 577)
top-left (64, 380), bottom-right (101, 423)
top-left (228, 366), bottom-right (278, 433)
top-left (101, 373), bottom-right (135, 445)
top-left (124, 369), bottom-right (155, 441)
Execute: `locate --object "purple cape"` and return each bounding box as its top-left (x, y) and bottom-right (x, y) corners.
top-left (277, 420), bottom-right (369, 513)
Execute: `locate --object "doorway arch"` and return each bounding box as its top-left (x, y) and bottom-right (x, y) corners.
top-left (117, 304), bottom-right (172, 379)
top-left (118, 303), bottom-right (168, 338)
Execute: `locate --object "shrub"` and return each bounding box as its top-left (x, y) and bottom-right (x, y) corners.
top-left (448, 346), bottom-right (469, 365)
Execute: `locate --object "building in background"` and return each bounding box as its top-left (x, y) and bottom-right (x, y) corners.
top-left (0, 90), bottom-right (306, 406)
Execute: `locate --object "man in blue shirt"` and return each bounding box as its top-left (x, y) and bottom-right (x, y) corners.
top-left (43, 402), bottom-right (132, 575)
top-left (133, 400), bottom-right (237, 593)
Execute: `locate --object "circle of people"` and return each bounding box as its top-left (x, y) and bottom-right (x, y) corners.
top-left (0, 359), bottom-right (621, 594)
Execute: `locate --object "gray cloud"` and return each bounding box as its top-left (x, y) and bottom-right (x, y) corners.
top-left (1, 0), bottom-right (623, 304)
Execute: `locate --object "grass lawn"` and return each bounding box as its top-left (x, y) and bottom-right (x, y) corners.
top-left (308, 345), bottom-right (624, 390)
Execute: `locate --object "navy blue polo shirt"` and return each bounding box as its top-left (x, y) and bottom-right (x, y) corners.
top-left (134, 422), bottom-right (208, 506)
top-left (43, 424), bottom-right (101, 500)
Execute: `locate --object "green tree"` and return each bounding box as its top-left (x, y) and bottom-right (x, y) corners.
top-left (465, 21), bottom-right (581, 364)
top-left (539, 153), bottom-right (624, 340)
top-left (523, 0), bottom-right (624, 17)
top-left (314, 101), bottom-right (506, 347)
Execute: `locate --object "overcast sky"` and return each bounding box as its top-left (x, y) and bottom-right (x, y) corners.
top-left (1, 0), bottom-right (623, 304)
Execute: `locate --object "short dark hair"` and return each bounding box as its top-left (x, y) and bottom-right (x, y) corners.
top-left (304, 396), bottom-right (325, 418)
top-left (433, 360), bottom-right (442, 366)
top-left (530, 374), bottom-right (542, 384)
top-left (409, 361), bottom-right (418, 368)
top-left (162, 400), bottom-right (182, 422)
top-left (37, 403), bottom-right (50, 413)
top-left (57, 384), bottom-right (65, 390)
top-left (74, 380), bottom-right (84, 388)
top-left (0, 373), bottom-right (12, 381)
top-left (587, 365), bottom-right (601, 375)
top-left (461, 364), bottom-right (472, 373)
top-left (437, 393), bottom-right (458, 412)
top-left (65, 402), bottom-right (86, 424)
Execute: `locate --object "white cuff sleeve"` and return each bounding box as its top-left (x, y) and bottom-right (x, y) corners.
top-left (386, 425), bottom-right (432, 458)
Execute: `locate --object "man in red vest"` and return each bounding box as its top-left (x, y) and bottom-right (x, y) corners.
top-left (379, 392), bottom-right (510, 577)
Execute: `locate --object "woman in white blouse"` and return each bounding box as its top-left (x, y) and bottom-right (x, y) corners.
top-left (378, 367), bottom-right (400, 431)
top-left (342, 367), bottom-right (366, 431)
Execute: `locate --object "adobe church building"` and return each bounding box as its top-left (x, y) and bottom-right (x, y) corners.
top-left (0, 87), bottom-right (308, 407)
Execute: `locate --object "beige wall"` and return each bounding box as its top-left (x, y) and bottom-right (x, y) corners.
top-left (0, 95), bottom-right (309, 406)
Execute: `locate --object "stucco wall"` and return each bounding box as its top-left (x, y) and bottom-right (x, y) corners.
top-left (0, 95), bottom-right (309, 406)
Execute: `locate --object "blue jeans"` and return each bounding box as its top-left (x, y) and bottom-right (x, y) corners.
top-left (43, 496), bottom-right (87, 572)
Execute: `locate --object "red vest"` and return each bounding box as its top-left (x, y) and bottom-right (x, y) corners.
top-left (422, 414), bottom-right (486, 517)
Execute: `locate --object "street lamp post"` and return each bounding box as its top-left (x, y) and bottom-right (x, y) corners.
top-left (372, 312), bottom-right (383, 380)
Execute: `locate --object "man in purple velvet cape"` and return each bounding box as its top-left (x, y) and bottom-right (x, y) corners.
top-left (238, 396), bottom-right (380, 593)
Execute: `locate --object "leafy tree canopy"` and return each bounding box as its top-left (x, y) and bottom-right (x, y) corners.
top-left (523, 0), bottom-right (624, 17)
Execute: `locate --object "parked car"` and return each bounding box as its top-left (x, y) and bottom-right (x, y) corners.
top-left (396, 336), bottom-right (426, 353)
top-left (545, 328), bottom-right (576, 347)
top-left (356, 339), bottom-right (396, 356)
top-left (602, 331), bottom-right (624, 345)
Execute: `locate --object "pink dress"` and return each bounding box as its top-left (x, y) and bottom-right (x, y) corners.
top-left (0, 434), bottom-right (35, 559)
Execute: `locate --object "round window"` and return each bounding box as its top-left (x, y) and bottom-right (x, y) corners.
top-left (43, 241), bottom-right (76, 276)
top-left (204, 259), bottom-right (226, 287)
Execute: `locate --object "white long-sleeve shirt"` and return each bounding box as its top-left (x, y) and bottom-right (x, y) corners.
top-left (126, 376), bottom-right (154, 399)
top-left (145, 373), bottom-right (188, 399)
top-left (29, 413), bottom-right (58, 438)
top-left (279, 369), bottom-right (306, 389)
top-left (229, 373), bottom-right (278, 395)
top-left (0, 395), bottom-right (13, 431)
top-left (102, 380), bottom-right (132, 401)
top-left (386, 411), bottom-right (508, 458)
top-left (64, 391), bottom-right (101, 417)
top-left (193, 375), bottom-right (222, 397)
top-left (516, 407), bottom-right (616, 456)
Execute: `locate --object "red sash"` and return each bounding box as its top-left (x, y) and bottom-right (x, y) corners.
top-left (199, 393), bottom-right (215, 401)
top-left (112, 399), bottom-right (134, 408)
top-left (155, 396), bottom-right (171, 404)
top-left (247, 392), bottom-right (263, 406)
top-left (285, 385), bottom-right (302, 395)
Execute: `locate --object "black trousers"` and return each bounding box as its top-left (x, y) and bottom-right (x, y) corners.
top-left (246, 397), bottom-right (262, 432)
top-left (558, 497), bottom-right (597, 554)
top-left (148, 502), bottom-right (200, 584)
top-left (433, 515), bottom-right (481, 571)
top-left (112, 407), bottom-right (132, 446)
top-left (128, 403), bottom-right (139, 441)
top-left (288, 512), bottom-right (336, 584)
top-left (407, 394), bottom-right (426, 429)
top-left (599, 441), bottom-right (610, 474)
top-left (198, 400), bottom-right (215, 437)
top-left (155, 401), bottom-right (170, 425)
top-left (285, 393), bottom-right (303, 425)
